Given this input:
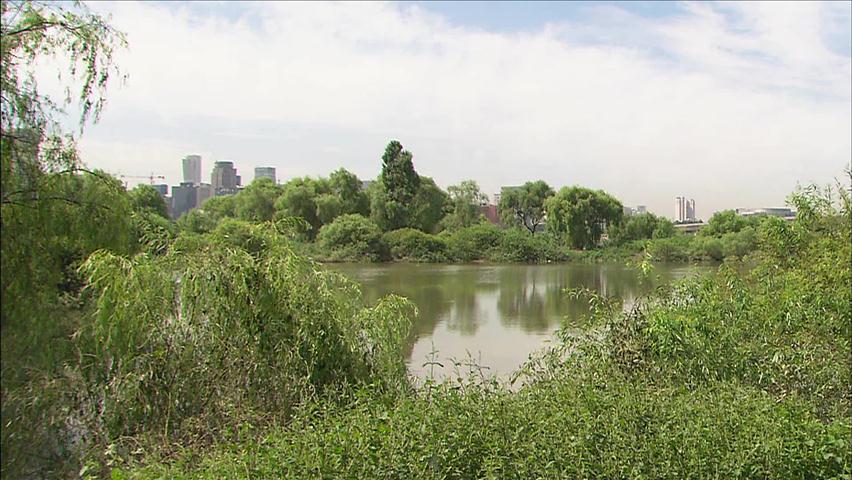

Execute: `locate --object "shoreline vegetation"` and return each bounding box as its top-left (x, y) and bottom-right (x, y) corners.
top-left (2, 3), bottom-right (849, 478)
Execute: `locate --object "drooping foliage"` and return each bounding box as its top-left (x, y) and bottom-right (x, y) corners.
top-left (609, 212), bottom-right (675, 244)
top-left (0, 0), bottom-right (127, 326)
top-left (2, 221), bottom-right (414, 476)
top-left (545, 186), bottom-right (623, 249)
top-left (122, 181), bottom-right (851, 480)
top-left (275, 177), bottom-right (330, 238)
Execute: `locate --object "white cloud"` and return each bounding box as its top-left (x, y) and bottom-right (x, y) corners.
top-left (70, 0), bottom-right (850, 218)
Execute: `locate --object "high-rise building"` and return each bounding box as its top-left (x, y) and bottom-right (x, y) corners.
top-left (169, 182), bottom-right (215, 218)
top-left (211, 161), bottom-right (239, 195)
top-left (675, 196), bottom-right (684, 222)
top-left (182, 155), bottom-right (202, 185)
top-left (675, 197), bottom-right (697, 222)
top-left (197, 183), bottom-right (214, 207)
top-left (171, 182), bottom-right (197, 219)
top-left (254, 167), bottom-right (276, 183)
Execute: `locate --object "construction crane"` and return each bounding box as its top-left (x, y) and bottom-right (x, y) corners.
top-left (117, 173), bottom-right (166, 186)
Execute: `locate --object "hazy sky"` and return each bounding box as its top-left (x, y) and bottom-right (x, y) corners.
top-left (47, 1), bottom-right (852, 219)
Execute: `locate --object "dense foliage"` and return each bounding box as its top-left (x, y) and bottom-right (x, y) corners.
top-left (545, 186), bottom-right (624, 249)
top-left (498, 180), bottom-right (554, 234)
top-left (3, 4), bottom-right (847, 478)
top-left (121, 182), bottom-right (851, 479)
top-left (443, 180), bottom-right (488, 230)
top-left (317, 214), bottom-right (386, 262)
top-left (378, 140), bottom-right (420, 230)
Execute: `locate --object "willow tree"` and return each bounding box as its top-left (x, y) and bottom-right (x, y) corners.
top-left (1, 2), bottom-right (128, 475)
top-left (1, 0), bottom-right (127, 325)
top-left (545, 186), bottom-right (623, 249)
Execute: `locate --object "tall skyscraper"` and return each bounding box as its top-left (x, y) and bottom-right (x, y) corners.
top-left (211, 160), bottom-right (239, 195)
top-left (182, 155), bottom-right (202, 185)
top-left (675, 197), bottom-right (697, 222)
top-left (686, 199), bottom-right (696, 221)
top-left (254, 167), bottom-right (276, 183)
top-left (675, 196), bottom-right (684, 222)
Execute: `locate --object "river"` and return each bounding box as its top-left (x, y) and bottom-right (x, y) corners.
top-left (329, 262), bottom-right (709, 381)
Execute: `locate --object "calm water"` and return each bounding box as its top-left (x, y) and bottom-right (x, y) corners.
top-left (329, 263), bottom-right (708, 380)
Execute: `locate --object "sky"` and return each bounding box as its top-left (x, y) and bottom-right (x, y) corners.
top-left (39, 1), bottom-right (852, 219)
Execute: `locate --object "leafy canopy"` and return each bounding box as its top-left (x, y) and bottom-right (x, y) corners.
top-left (545, 186), bottom-right (623, 249)
top-left (498, 180), bottom-right (554, 234)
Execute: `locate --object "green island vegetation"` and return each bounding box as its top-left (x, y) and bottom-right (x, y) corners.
top-left (2, 2), bottom-right (850, 479)
top-left (174, 140), bottom-right (779, 266)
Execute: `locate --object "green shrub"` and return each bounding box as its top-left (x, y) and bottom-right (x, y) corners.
top-left (645, 235), bottom-right (692, 262)
top-left (382, 228), bottom-right (448, 262)
top-left (489, 229), bottom-right (566, 263)
top-left (443, 223), bottom-right (503, 261)
top-left (317, 214), bottom-right (386, 262)
top-left (720, 226), bottom-right (758, 258)
top-left (74, 223), bottom-right (412, 455)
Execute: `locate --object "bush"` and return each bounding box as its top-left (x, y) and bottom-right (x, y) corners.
top-left (383, 228), bottom-right (448, 262)
top-left (77, 224), bottom-right (411, 459)
top-left (443, 223), bottom-right (503, 261)
top-left (489, 229), bottom-right (566, 263)
top-left (317, 214), bottom-right (386, 262)
top-left (645, 235), bottom-right (692, 262)
top-left (720, 226), bottom-right (758, 258)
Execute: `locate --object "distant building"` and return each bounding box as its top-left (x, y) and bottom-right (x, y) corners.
top-left (360, 180), bottom-right (374, 191)
top-left (624, 205), bottom-right (647, 216)
top-left (171, 182), bottom-right (197, 219)
top-left (736, 207), bottom-right (795, 218)
top-left (197, 183), bottom-right (214, 207)
top-left (211, 161), bottom-right (240, 195)
top-left (152, 184), bottom-right (168, 197)
top-left (254, 167), bottom-right (276, 183)
top-left (675, 196), bottom-right (697, 223)
top-left (170, 182), bottom-right (215, 218)
top-left (182, 155), bottom-right (202, 185)
top-left (479, 204), bottom-right (500, 224)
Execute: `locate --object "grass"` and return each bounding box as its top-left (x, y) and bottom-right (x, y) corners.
top-left (3, 185), bottom-right (849, 479)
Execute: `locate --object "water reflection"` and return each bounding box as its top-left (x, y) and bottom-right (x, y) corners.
top-left (329, 262), bottom-right (706, 379)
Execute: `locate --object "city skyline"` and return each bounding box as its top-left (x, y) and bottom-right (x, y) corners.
top-left (154, 153), bottom-right (805, 221)
top-left (34, 1), bottom-right (851, 217)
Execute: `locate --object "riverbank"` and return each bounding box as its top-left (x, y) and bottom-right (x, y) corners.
top-left (298, 222), bottom-right (752, 265)
top-left (119, 189), bottom-right (850, 479)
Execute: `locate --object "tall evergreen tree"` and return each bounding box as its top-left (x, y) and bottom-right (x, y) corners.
top-left (379, 140), bottom-right (420, 230)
